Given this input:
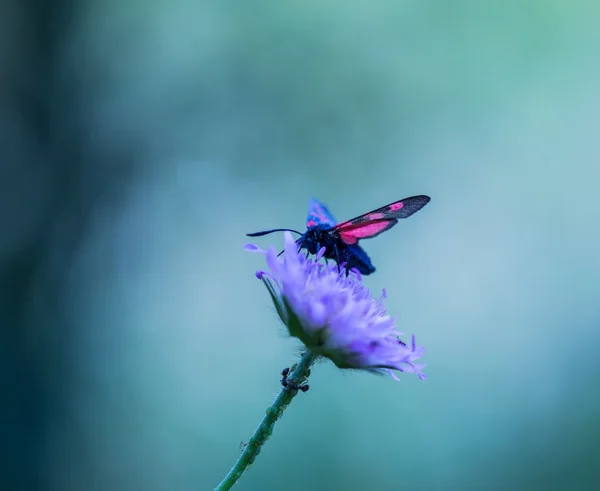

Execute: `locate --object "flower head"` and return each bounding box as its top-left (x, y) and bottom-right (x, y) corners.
top-left (245, 232), bottom-right (426, 380)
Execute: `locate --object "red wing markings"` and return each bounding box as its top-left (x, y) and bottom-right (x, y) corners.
top-left (338, 220), bottom-right (398, 244)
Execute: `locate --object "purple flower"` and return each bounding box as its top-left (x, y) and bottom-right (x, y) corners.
top-left (245, 232), bottom-right (426, 380)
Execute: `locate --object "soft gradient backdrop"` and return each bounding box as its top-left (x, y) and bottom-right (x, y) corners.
top-left (2, 1), bottom-right (599, 490)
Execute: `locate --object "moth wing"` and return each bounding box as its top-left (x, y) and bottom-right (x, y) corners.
top-left (334, 195), bottom-right (430, 244)
top-left (306, 198), bottom-right (337, 228)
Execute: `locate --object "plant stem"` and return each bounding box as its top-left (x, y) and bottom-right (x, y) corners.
top-left (215, 350), bottom-right (317, 490)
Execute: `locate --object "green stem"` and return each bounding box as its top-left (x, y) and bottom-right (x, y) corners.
top-left (215, 350), bottom-right (317, 491)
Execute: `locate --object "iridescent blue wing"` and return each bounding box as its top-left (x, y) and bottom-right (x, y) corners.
top-left (339, 244), bottom-right (375, 275)
top-left (306, 198), bottom-right (337, 228)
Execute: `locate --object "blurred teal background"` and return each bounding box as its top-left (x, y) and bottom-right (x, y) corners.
top-left (1, 1), bottom-right (600, 490)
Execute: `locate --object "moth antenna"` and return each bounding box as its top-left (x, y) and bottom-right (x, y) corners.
top-left (247, 228), bottom-right (303, 237)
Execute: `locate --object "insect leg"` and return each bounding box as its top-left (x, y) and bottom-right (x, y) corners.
top-left (334, 243), bottom-right (341, 273)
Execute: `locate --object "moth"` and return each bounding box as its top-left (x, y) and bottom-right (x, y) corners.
top-left (247, 195), bottom-right (431, 275)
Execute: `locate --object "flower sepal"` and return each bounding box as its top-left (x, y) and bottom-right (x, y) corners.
top-left (258, 272), bottom-right (309, 347)
top-left (281, 296), bottom-right (305, 341)
top-left (257, 272), bottom-right (289, 326)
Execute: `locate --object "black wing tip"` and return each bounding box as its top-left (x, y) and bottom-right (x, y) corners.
top-left (411, 195), bottom-right (431, 208)
top-left (401, 195), bottom-right (431, 207)
top-left (397, 195), bottom-right (431, 217)
top-left (401, 194), bottom-right (431, 203)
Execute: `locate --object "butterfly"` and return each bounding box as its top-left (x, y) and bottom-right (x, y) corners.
top-left (247, 195), bottom-right (431, 275)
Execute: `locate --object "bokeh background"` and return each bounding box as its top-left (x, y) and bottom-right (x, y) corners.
top-left (2, 1), bottom-right (599, 490)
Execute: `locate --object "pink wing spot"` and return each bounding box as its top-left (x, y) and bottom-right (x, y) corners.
top-left (307, 220), bottom-right (317, 227)
top-left (339, 221), bottom-right (394, 244)
top-left (368, 212), bottom-right (385, 219)
top-left (389, 202), bottom-right (404, 211)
